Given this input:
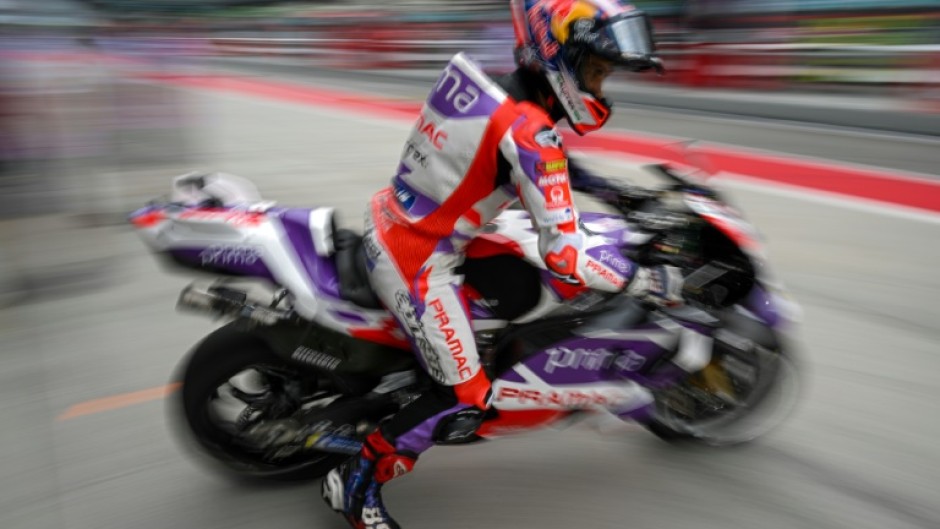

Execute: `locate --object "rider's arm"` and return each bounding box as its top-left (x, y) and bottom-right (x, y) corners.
top-left (500, 122), bottom-right (635, 293)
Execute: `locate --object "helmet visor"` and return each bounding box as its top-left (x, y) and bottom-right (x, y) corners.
top-left (595, 12), bottom-right (659, 71)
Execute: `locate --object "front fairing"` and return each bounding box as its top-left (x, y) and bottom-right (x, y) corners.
top-left (741, 274), bottom-right (803, 330)
top-left (683, 192), bottom-right (766, 263)
top-left (681, 192), bottom-right (801, 329)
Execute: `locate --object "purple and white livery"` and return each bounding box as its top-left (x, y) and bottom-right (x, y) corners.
top-left (131, 161), bottom-right (803, 481)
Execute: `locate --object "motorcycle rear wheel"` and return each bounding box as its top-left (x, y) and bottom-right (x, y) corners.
top-left (168, 324), bottom-right (349, 482)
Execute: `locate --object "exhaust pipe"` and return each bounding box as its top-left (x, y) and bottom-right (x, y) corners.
top-left (178, 283), bottom-right (295, 325)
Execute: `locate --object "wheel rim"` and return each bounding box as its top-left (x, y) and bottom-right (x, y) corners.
top-left (653, 345), bottom-right (801, 446)
top-left (188, 363), bottom-right (342, 475)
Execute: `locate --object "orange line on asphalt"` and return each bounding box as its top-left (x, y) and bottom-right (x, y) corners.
top-left (57, 383), bottom-right (182, 421)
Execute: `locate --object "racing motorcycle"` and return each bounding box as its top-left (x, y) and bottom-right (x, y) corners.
top-left (130, 161), bottom-right (802, 481)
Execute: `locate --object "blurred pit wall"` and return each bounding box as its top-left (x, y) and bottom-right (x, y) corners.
top-left (0, 33), bottom-right (200, 303)
top-left (93, 0), bottom-right (940, 110)
top-left (204, 35), bottom-right (940, 102)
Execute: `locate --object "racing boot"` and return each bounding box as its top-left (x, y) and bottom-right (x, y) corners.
top-left (322, 429), bottom-right (416, 529)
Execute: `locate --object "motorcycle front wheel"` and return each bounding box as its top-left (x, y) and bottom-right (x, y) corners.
top-left (646, 321), bottom-right (803, 447)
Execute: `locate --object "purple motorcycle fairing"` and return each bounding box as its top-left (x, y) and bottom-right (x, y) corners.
top-left (168, 247), bottom-right (276, 282)
top-left (497, 330), bottom-right (688, 392)
top-left (270, 207), bottom-right (341, 298)
top-left (743, 285), bottom-right (782, 328)
top-left (469, 301), bottom-right (496, 320)
top-left (579, 212), bottom-right (637, 244)
top-left (145, 204), bottom-right (346, 299)
top-left (580, 211), bottom-right (785, 330)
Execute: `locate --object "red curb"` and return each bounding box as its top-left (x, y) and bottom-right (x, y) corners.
top-left (142, 72), bottom-right (940, 215)
top-left (565, 131), bottom-right (940, 214)
top-left (701, 145), bottom-right (940, 213)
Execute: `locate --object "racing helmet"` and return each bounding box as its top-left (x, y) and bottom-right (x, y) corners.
top-left (511, 0), bottom-right (662, 135)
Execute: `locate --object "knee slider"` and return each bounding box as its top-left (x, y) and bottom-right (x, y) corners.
top-left (432, 407), bottom-right (486, 445)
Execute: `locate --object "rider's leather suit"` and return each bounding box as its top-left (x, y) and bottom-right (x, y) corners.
top-left (362, 53), bottom-right (641, 455)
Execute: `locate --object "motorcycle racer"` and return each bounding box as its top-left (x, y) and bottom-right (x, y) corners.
top-left (322, 2), bottom-right (681, 528)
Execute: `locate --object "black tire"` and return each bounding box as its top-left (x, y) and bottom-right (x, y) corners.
top-left (645, 326), bottom-right (803, 447)
top-left (645, 418), bottom-right (695, 443)
top-left (168, 324), bottom-right (347, 482)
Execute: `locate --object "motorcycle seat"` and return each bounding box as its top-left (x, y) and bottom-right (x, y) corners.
top-left (333, 229), bottom-right (383, 310)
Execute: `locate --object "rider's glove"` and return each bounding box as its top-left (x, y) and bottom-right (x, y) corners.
top-left (625, 265), bottom-right (684, 307)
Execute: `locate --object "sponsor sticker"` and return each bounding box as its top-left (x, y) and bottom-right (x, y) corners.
top-left (395, 291), bottom-right (445, 383)
top-left (494, 386), bottom-right (631, 409)
top-left (538, 159), bottom-right (567, 175)
top-left (199, 245), bottom-right (261, 266)
top-left (545, 185), bottom-right (571, 208)
top-left (542, 207), bottom-right (574, 224)
top-left (393, 181), bottom-right (416, 210)
top-left (550, 71), bottom-right (585, 122)
top-left (429, 298), bottom-right (472, 381)
top-left (586, 259), bottom-right (626, 288)
top-left (544, 346), bottom-right (615, 374)
top-left (543, 346), bottom-right (647, 374)
top-left (571, 18), bottom-right (598, 44)
top-left (362, 228), bottom-right (382, 261)
top-left (404, 141), bottom-right (429, 168)
top-left (528, 8), bottom-right (560, 59)
top-left (415, 113), bottom-right (447, 149)
top-left (537, 173), bottom-right (569, 187)
top-left (433, 64), bottom-right (482, 114)
top-left (598, 249), bottom-right (632, 275)
top-left (534, 129), bottom-right (562, 148)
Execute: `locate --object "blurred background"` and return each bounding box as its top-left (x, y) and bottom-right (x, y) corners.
top-left (1, 2), bottom-right (938, 529)
top-left (3, 0), bottom-right (937, 298)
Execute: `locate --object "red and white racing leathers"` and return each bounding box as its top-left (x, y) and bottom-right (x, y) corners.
top-left (362, 53), bottom-right (638, 453)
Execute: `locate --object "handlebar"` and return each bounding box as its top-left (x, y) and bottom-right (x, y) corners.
top-left (579, 162), bottom-right (757, 311)
top-left (581, 163), bottom-right (719, 217)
